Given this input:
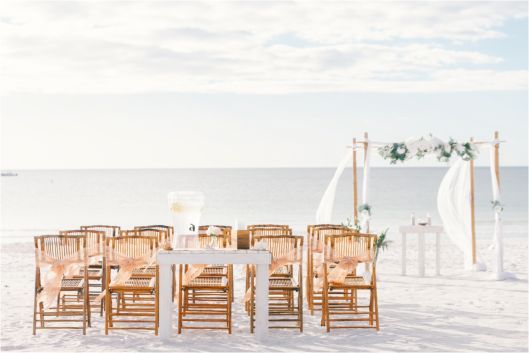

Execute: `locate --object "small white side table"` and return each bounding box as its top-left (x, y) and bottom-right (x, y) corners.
top-left (399, 225), bottom-right (443, 277)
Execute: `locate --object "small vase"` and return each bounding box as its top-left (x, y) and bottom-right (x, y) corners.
top-left (209, 235), bottom-right (218, 249)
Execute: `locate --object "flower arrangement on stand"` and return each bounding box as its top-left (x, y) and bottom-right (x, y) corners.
top-left (206, 226), bottom-right (222, 249)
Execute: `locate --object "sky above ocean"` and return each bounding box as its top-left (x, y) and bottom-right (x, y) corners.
top-left (1, 2), bottom-right (527, 169)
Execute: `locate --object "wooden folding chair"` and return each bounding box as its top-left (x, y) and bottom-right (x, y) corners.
top-left (177, 232), bottom-right (233, 333)
top-left (321, 232), bottom-right (379, 331)
top-left (249, 235), bottom-right (303, 332)
top-left (245, 224), bottom-right (292, 311)
top-left (306, 224), bottom-right (350, 315)
top-left (33, 235), bottom-right (90, 335)
top-left (104, 236), bottom-right (159, 334)
top-left (59, 229), bottom-right (106, 315)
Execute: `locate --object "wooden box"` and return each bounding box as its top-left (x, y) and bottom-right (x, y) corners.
top-left (236, 230), bottom-right (250, 249)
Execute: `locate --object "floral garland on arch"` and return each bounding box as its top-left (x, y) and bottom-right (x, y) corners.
top-left (378, 135), bottom-right (478, 164)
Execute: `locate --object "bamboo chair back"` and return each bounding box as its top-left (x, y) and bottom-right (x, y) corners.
top-left (310, 225), bottom-right (350, 250)
top-left (35, 235), bottom-right (88, 264)
top-left (135, 225), bottom-right (174, 242)
top-left (81, 225), bottom-right (120, 238)
top-left (105, 236), bottom-right (158, 260)
top-left (135, 228), bottom-right (170, 245)
top-left (119, 229), bottom-right (139, 237)
top-left (324, 232), bottom-right (376, 263)
top-left (59, 230), bottom-right (105, 257)
top-left (252, 234), bottom-right (303, 259)
top-left (248, 225), bottom-right (292, 243)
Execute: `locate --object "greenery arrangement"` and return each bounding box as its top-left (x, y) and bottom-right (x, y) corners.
top-left (491, 200), bottom-right (504, 213)
top-left (342, 217), bottom-right (361, 232)
top-left (378, 143), bottom-right (410, 164)
top-left (358, 203), bottom-right (372, 216)
top-left (378, 135), bottom-right (478, 164)
top-left (374, 228), bottom-right (391, 263)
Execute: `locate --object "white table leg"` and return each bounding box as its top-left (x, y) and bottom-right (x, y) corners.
top-left (401, 232), bottom-right (406, 276)
top-left (159, 263), bottom-right (172, 339)
top-left (436, 233), bottom-right (441, 276)
top-left (255, 263), bottom-right (269, 341)
top-left (418, 232), bottom-right (425, 277)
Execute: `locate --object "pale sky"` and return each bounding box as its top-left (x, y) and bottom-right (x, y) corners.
top-left (0, 1), bottom-right (527, 168)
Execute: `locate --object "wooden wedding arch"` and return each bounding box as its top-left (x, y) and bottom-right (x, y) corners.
top-left (350, 131), bottom-right (503, 268)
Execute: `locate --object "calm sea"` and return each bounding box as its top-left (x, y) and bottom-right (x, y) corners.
top-left (1, 167), bottom-right (527, 243)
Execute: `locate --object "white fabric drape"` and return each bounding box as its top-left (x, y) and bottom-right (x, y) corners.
top-left (437, 158), bottom-right (480, 270)
top-left (361, 143), bottom-right (371, 231)
top-left (316, 151), bottom-right (351, 223)
top-left (489, 143), bottom-right (504, 276)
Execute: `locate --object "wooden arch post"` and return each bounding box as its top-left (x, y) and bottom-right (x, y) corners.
top-left (494, 131), bottom-right (501, 194)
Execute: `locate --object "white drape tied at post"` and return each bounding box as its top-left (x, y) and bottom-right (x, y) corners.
top-left (437, 158), bottom-right (485, 271)
top-left (316, 151), bottom-right (351, 223)
top-left (361, 143), bottom-right (371, 232)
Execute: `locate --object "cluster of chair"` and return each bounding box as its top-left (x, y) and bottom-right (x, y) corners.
top-left (32, 223), bottom-right (379, 336)
top-left (33, 225), bottom-right (172, 335)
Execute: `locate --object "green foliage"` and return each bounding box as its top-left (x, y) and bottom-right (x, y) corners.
top-left (491, 200), bottom-right (504, 213)
top-left (374, 228), bottom-right (391, 263)
top-left (358, 203), bottom-right (372, 216)
top-left (378, 136), bottom-right (478, 164)
top-left (342, 217), bottom-right (361, 232)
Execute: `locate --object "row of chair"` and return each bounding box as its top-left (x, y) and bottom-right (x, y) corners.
top-left (33, 223), bottom-right (379, 336)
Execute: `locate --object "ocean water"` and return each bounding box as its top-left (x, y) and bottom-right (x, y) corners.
top-left (1, 167), bottom-right (527, 243)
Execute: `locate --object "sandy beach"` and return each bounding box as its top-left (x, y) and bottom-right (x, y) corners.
top-left (2, 236), bottom-right (526, 352)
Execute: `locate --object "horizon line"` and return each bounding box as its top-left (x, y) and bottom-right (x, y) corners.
top-left (2, 165), bottom-right (528, 171)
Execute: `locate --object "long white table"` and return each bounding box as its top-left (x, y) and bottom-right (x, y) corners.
top-left (399, 225), bottom-right (443, 277)
top-left (157, 248), bottom-right (272, 340)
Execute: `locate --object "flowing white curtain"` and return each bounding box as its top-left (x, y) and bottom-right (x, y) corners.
top-left (316, 150), bottom-right (351, 223)
top-left (360, 144), bottom-right (371, 231)
top-left (437, 158), bottom-right (484, 270)
top-left (488, 143), bottom-right (505, 277)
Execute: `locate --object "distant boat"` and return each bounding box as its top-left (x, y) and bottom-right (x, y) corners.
top-left (1, 171), bottom-right (18, 177)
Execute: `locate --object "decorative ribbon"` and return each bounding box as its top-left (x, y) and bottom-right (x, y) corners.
top-left (94, 248), bottom-right (156, 302)
top-left (312, 252), bottom-right (373, 292)
top-left (182, 264), bottom-right (207, 286)
top-left (36, 249), bottom-right (85, 310)
top-left (243, 246), bottom-right (301, 303)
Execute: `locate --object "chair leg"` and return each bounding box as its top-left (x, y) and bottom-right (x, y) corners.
top-left (298, 289), bottom-right (303, 332)
top-left (86, 288), bottom-right (92, 328)
top-left (227, 289), bottom-right (232, 334)
top-left (32, 289), bottom-right (38, 335)
top-left (177, 290), bottom-right (183, 334)
top-left (245, 265), bottom-right (250, 313)
top-left (369, 288), bottom-right (374, 326)
top-left (105, 290), bottom-right (110, 335)
top-left (249, 274), bottom-right (254, 333)
top-left (82, 289), bottom-right (87, 335)
top-left (374, 286), bottom-right (380, 331)
top-left (39, 302), bottom-right (45, 328)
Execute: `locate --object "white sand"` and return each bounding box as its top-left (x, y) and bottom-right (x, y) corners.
top-left (1, 236), bottom-right (527, 352)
